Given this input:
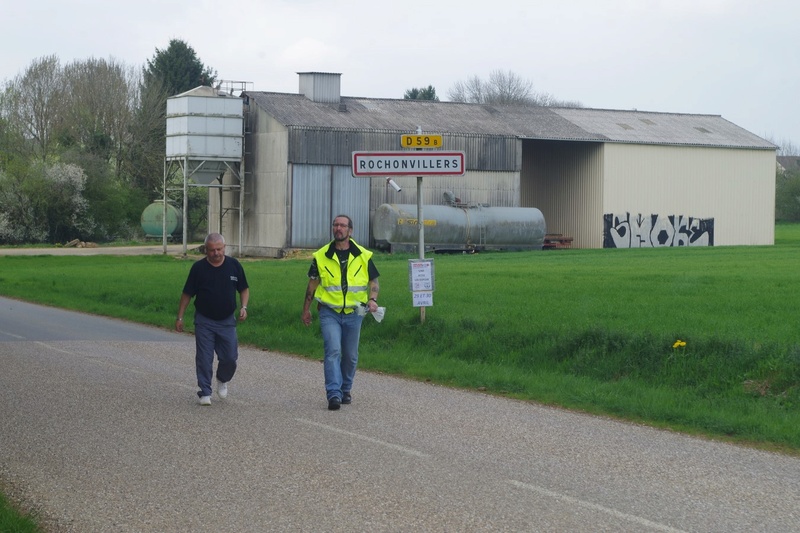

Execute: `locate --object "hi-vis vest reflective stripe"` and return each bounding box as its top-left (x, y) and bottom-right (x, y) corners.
top-left (313, 241), bottom-right (373, 312)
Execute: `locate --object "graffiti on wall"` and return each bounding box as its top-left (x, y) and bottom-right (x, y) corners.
top-left (603, 213), bottom-right (714, 248)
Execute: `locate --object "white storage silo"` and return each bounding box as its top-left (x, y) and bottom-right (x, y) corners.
top-left (163, 85), bottom-right (245, 255)
top-left (165, 86), bottom-right (244, 184)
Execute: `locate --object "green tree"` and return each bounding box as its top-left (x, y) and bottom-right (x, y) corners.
top-left (775, 166), bottom-right (800, 221)
top-left (0, 113), bottom-right (27, 173)
top-left (0, 52), bottom-right (174, 244)
top-left (134, 39), bottom-right (219, 202)
top-left (404, 85), bottom-right (439, 101)
top-left (0, 162), bottom-right (93, 244)
top-left (144, 39), bottom-right (217, 97)
top-left (60, 148), bottom-right (147, 241)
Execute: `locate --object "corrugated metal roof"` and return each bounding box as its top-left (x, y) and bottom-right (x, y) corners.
top-left (550, 108), bottom-right (774, 149)
top-left (245, 91), bottom-right (776, 150)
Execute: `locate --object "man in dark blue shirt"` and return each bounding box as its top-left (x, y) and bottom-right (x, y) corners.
top-left (176, 233), bottom-right (249, 405)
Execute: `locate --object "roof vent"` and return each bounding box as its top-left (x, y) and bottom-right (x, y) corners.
top-left (694, 126), bottom-right (712, 134)
top-left (617, 123), bottom-right (634, 130)
top-left (298, 72), bottom-right (342, 104)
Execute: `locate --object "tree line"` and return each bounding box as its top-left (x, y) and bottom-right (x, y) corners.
top-left (0, 39), bottom-right (214, 244)
top-left (2, 47), bottom-right (797, 246)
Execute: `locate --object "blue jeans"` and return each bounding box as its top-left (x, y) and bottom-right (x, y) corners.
top-left (318, 305), bottom-right (364, 400)
top-left (194, 312), bottom-right (238, 397)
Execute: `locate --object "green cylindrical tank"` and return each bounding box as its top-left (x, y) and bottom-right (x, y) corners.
top-left (141, 200), bottom-right (183, 237)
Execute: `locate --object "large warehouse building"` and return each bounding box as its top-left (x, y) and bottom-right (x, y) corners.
top-left (194, 72), bottom-right (775, 257)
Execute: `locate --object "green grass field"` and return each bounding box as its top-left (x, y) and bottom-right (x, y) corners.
top-left (2, 227), bottom-right (800, 454)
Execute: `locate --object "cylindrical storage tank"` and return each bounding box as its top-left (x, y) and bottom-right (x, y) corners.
top-left (141, 200), bottom-right (183, 238)
top-left (165, 86), bottom-right (243, 184)
top-left (373, 204), bottom-right (546, 250)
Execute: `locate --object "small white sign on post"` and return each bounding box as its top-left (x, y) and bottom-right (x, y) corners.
top-left (412, 291), bottom-right (434, 307)
top-left (409, 259), bottom-right (434, 307)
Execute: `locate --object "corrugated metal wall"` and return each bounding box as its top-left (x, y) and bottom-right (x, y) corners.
top-left (288, 128), bottom-right (519, 171)
top-left (287, 128), bottom-right (522, 249)
top-left (521, 140), bottom-right (605, 248)
top-left (603, 144), bottom-right (775, 246)
top-left (291, 164), bottom-right (370, 248)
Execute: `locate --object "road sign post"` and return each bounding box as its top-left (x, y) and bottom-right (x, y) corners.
top-left (351, 134), bottom-right (465, 323)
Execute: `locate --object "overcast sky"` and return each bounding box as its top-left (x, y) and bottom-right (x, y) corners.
top-left (3, 0), bottom-right (798, 148)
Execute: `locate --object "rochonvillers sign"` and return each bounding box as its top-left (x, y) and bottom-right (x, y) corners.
top-left (351, 151), bottom-right (466, 177)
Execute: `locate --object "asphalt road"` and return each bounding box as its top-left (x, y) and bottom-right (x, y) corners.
top-left (1, 296), bottom-right (799, 532)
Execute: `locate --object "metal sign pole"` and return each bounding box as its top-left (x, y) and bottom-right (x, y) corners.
top-left (415, 127), bottom-right (425, 323)
top-left (417, 175), bottom-right (425, 323)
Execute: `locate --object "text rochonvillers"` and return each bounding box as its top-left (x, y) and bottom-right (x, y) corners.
top-left (352, 151), bottom-right (465, 176)
top-left (358, 157), bottom-right (461, 171)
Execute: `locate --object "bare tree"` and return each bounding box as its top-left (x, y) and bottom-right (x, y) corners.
top-left (448, 69), bottom-right (582, 107)
top-left (485, 70), bottom-right (533, 105)
top-left (768, 136), bottom-right (800, 156)
top-left (448, 74), bottom-right (487, 104)
top-left (124, 74), bottom-right (168, 195)
top-left (2, 55), bottom-right (65, 160)
top-left (62, 57), bottom-right (138, 178)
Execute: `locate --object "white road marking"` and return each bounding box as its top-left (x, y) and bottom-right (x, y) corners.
top-left (297, 418), bottom-right (430, 458)
top-left (508, 479), bottom-right (688, 533)
top-left (34, 341), bottom-right (75, 354)
top-left (0, 330), bottom-right (26, 339)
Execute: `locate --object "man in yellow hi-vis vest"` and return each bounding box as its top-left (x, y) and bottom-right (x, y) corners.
top-left (302, 214), bottom-right (380, 410)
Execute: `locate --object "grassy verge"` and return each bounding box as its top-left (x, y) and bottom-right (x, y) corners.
top-left (2, 232), bottom-right (800, 454)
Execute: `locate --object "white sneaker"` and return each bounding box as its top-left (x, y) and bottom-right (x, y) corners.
top-left (217, 381), bottom-right (228, 399)
top-left (199, 395), bottom-right (212, 406)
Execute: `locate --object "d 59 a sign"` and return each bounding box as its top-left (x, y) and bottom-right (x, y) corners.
top-left (352, 151), bottom-right (465, 177)
top-left (401, 134), bottom-right (443, 148)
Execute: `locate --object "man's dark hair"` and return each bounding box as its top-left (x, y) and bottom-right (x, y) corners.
top-left (333, 215), bottom-right (353, 229)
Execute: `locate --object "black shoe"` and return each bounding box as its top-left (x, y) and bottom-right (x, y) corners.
top-left (328, 397), bottom-right (341, 410)
top-left (341, 392), bottom-right (352, 404)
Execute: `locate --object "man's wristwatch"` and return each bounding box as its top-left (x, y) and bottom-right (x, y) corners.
top-left (369, 298), bottom-right (377, 303)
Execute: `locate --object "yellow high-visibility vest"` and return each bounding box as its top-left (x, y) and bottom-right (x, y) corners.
top-left (313, 240), bottom-right (373, 313)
